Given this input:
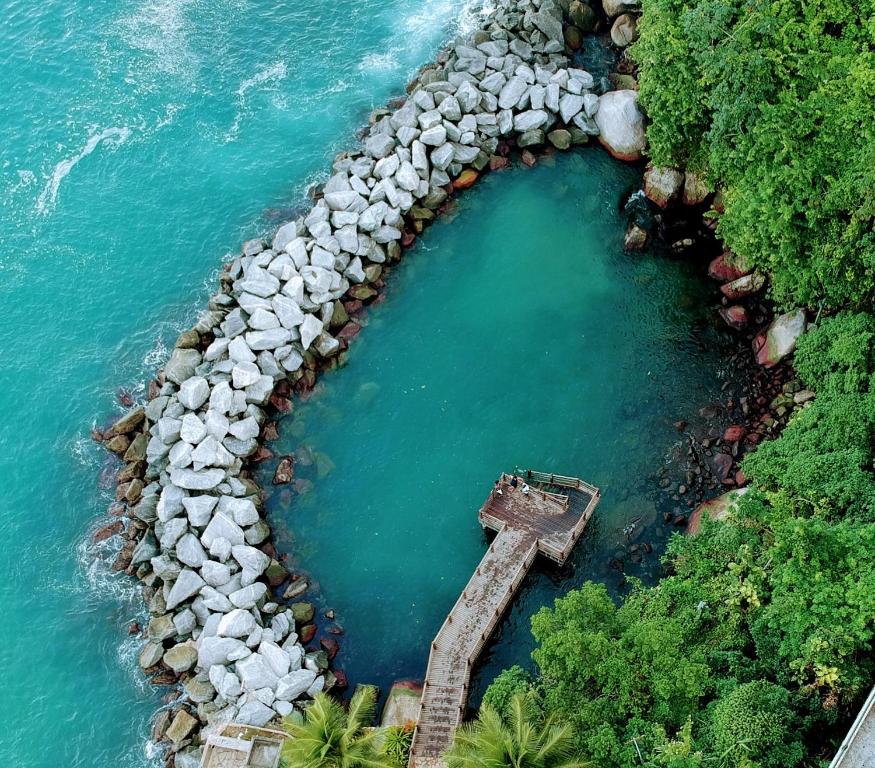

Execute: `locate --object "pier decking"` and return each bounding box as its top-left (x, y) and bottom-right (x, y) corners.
top-left (408, 471), bottom-right (600, 768)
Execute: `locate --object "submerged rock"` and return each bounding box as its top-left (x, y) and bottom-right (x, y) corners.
top-left (624, 223), bottom-right (648, 251)
top-left (719, 305), bottom-right (749, 331)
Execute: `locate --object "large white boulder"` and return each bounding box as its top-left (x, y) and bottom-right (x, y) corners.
top-left (166, 569), bottom-right (205, 610)
top-left (198, 636), bottom-right (247, 668)
top-left (235, 652), bottom-right (279, 691)
top-left (595, 90), bottom-right (646, 161)
top-left (275, 669), bottom-right (318, 701)
top-left (217, 608), bottom-right (257, 638)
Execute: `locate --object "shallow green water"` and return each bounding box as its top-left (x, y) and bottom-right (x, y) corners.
top-left (260, 152), bottom-right (731, 701)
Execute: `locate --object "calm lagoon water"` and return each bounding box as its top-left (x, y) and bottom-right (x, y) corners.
top-left (257, 153), bottom-right (731, 705)
top-left (0, 0), bottom-right (729, 765)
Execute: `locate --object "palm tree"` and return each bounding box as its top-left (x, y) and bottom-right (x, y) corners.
top-left (445, 694), bottom-right (588, 768)
top-left (281, 686), bottom-right (392, 768)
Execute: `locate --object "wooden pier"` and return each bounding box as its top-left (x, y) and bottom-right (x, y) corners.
top-left (408, 470), bottom-right (600, 768)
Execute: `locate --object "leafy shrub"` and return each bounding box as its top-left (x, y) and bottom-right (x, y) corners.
top-left (709, 681), bottom-right (803, 768)
top-left (481, 665), bottom-right (535, 720)
top-left (794, 313), bottom-right (875, 394)
top-left (381, 724), bottom-right (413, 767)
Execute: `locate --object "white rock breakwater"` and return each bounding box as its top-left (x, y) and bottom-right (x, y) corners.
top-left (94, 0), bottom-right (646, 763)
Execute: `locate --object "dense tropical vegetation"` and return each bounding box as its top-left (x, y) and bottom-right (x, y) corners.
top-left (634, 0), bottom-right (875, 310)
top-left (481, 0), bottom-right (875, 765)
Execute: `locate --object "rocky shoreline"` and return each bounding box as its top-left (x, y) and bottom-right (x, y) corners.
top-left (90, 1), bottom-right (658, 765)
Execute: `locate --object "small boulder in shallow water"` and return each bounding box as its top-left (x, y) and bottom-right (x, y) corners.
top-left (108, 406), bottom-right (145, 436)
top-left (453, 169), bottom-right (479, 190)
top-left (273, 456), bottom-right (294, 485)
top-left (547, 129), bottom-right (572, 150)
top-left (644, 166), bottom-right (684, 208)
top-left (165, 710), bottom-right (198, 744)
top-left (624, 223), bottom-right (648, 251)
top-left (163, 348), bottom-right (201, 386)
top-left (292, 602), bottom-right (315, 624)
top-left (719, 305), bottom-right (749, 331)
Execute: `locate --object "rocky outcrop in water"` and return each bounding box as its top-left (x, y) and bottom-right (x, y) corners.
top-left (93, 0), bottom-right (652, 761)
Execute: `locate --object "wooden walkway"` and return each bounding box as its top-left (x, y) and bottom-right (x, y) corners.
top-left (408, 471), bottom-right (600, 768)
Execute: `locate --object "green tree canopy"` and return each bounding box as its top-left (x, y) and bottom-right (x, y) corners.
top-left (634, 0), bottom-right (875, 309)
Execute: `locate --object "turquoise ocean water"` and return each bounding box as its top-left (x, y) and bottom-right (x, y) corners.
top-left (0, 1), bottom-right (731, 765)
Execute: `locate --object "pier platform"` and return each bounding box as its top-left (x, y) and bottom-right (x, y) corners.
top-left (408, 470), bottom-right (600, 768)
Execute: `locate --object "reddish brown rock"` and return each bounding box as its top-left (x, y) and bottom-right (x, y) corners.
top-left (250, 446), bottom-right (273, 464)
top-left (333, 669), bottom-right (349, 689)
top-left (343, 299), bottom-right (363, 316)
top-left (320, 636), bottom-right (340, 660)
top-left (708, 251), bottom-right (750, 282)
top-left (150, 670), bottom-right (178, 686)
top-left (299, 624), bottom-right (317, 644)
top-left (489, 155), bottom-right (509, 171)
top-left (723, 425), bottom-right (746, 443)
top-left (113, 541), bottom-right (135, 572)
top-left (719, 305), bottom-right (749, 331)
top-left (521, 150), bottom-right (537, 167)
top-left (688, 487), bottom-right (750, 534)
top-left (273, 456), bottom-right (294, 485)
top-left (712, 453), bottom-right (734, 484)
top-left (453, 169), bottom-right (478, 190)
top-left (269, 393), bottom-right (292, 413)
top-left (337, 322), bottom-right (362, 343)
top-left (262, 421), bottom-right (279, 441)
top-left (108, 501), bottom-right (127, 517)
top-left (93, 520), bottom-right (124, 543)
